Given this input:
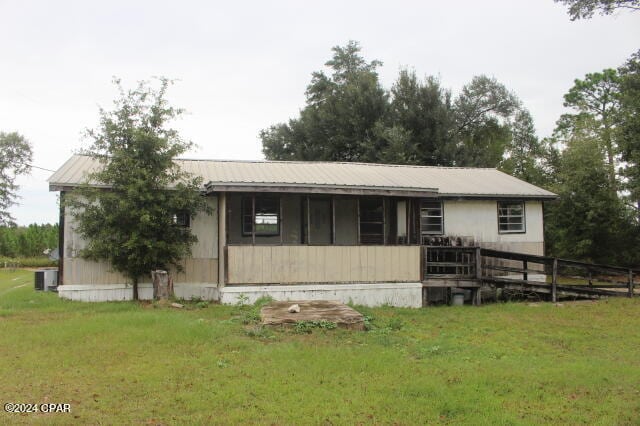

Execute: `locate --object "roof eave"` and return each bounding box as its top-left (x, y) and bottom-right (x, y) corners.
top-left (205, 182), bottom-right (439, 197)
top-left (438, 193), bottom-right (559, 200)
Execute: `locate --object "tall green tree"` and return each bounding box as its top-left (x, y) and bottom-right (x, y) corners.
top-left (445, 75), bottom-right (520, 167)
top-left (555, 69), bottom-right (620, 189)
top-left (387, 70), bottom-right (454, 165)
top-left (262, 41), bottom-right (388, 162)
top-left (0, 224), bottom-right (58, 258)
top-left (500, 109), bottom-right (548, 186)
top-left (0, 132), bottom-right (32, 225)
top-left (544, 134), bottom-right (635, 264)
top-left (67, 78), bottom-right (210, 300)
top-left (262, 42), bottom-right (533, 172)
top-left (618, 50), bottom-right (640, 212)
top-left (554, 0), bottom-right (640, 20)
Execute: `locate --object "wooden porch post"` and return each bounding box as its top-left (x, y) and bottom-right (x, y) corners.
top-left (306, 195), bottom-right (311, 245)
top-left (331, 196), bottom-right (336, 245)
top-left (474, 246), bottom-right (482, 306)
top-left (251, 195), bottom-right (256, 245)
top-left (551, 258), bottom-right (558, 303)
top-left (218, 193), bottom-right (226, 287)
top-left (58, 191), bottom-right (65, 286)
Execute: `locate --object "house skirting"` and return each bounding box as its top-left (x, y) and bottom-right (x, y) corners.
top-left (58, 282), bottom-right (423, 307)
top-left (220, 283), bottom-right (423, 308)
top-left (57, 283), bottom-right (219, 302)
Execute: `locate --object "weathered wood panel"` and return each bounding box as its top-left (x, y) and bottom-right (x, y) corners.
top-left (64, 258), bottom-right (219, 285)
top-left (226, 245), bottom-right (421, 284)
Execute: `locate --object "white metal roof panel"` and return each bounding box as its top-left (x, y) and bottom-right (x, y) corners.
top-left (48, 155), bottom-right (557, 199)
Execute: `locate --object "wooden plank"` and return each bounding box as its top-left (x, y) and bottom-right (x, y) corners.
top-left (367, 246), bottom-right (375, 282)
top-left (340, 246), bottom-right (350, 282)
top-left (227, 246), bottom-right (237, 283)
top-left (261, 300), bottom-right (364, 330)
top-left (422, 279), bottom-right (481, 287)
top-left (481, 247), bottom-right (640, 274)
top-left (392, 246), bottom-right (401, 281)
top-left (318, 245), bottom-right (327, 282)
top-left (483, 277), bottom-right (627, 298)
top-left (262, 246), bottom-right (272, 283)
top-left (375, 246), bottom-right (384, 281)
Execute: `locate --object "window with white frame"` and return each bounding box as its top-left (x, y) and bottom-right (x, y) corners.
top-left (498, 201), bottom-right (525, 233)
top-left (420, 200), bottom-right (443, 235)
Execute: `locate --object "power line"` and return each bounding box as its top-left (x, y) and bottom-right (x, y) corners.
top-left (27, 163), bottom-right (56, 173)
top-left (11, 162), bottom-right (56, 173)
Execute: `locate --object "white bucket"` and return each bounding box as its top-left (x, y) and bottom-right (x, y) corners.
top-left (452, 293), bottom-right (465, 306)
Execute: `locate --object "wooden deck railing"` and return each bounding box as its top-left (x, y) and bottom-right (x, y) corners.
top-left (422, 246), bottom-right (478, 278)
top-left (422, 246), bottom-right (638, 301)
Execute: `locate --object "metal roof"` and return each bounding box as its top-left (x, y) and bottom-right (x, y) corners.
top-left (48, 155), bottom-right (557, 199)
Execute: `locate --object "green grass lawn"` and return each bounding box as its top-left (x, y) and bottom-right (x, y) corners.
top-left (1, 269), bottom-right (639, 425)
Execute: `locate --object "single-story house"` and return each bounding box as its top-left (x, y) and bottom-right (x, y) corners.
top-left (49, 155), bottom-right (556, 307)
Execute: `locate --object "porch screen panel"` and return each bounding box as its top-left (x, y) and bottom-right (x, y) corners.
top-left (334, 198), bottom-right (358, 245)
top-left (359, 198), bottom-right (384, 245)
top-left (309, 198), bottom-right (332, 244)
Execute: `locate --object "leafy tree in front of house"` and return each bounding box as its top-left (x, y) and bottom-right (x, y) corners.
top-left (0, 131), bottom-right (33, 226)
top-left (554, 0), bottom-right (640, 20)
top-left (67, 78), bottom-right (210, 300)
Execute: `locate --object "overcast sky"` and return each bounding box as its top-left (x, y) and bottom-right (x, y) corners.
top-left (1, 0), bottom-right (639, 225)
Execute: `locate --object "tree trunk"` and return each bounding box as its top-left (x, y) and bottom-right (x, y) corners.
top-left (152, 270), bottom-right (173, 300)
top-left (132, 277), bottom-right (139, 301)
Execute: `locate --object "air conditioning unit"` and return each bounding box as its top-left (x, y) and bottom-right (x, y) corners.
top-left (34, 269), bottom-right (58, 292)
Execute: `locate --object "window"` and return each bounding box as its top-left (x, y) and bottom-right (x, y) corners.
top-left (420, 200), bottom-right (443, 235)
top-left (242, 196), bottom-right (280, 236)
top-left (498, 201), bottom-right (525, 233)
top-left (359, 198), bottom-right (384, 244)
top-left (172, 211), bottom-right (191, 227)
